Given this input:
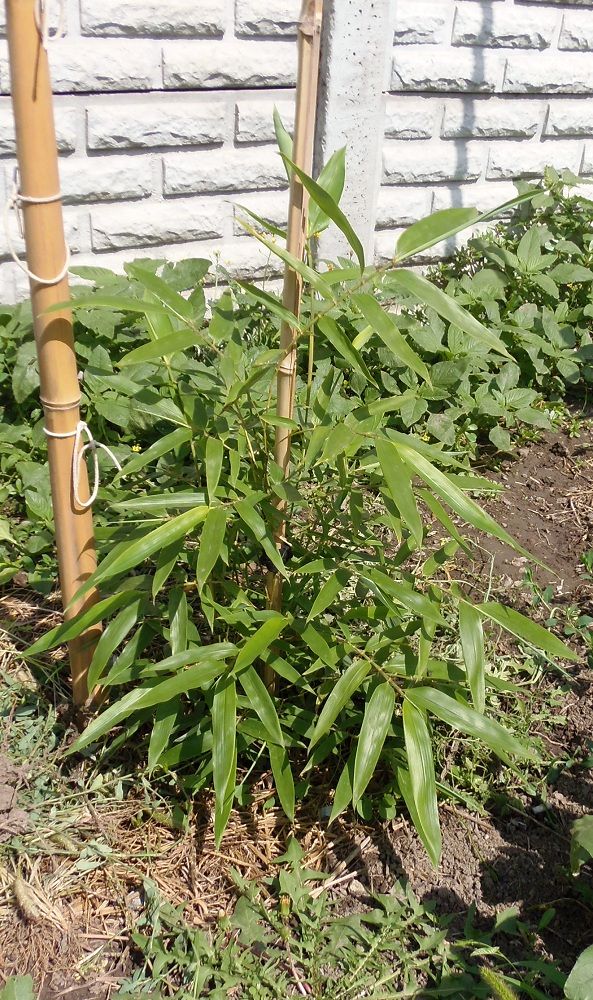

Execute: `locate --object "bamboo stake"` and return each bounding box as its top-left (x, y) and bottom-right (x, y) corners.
top-left (5, 0), bottom-right (99, 706)
top-left (265, 0), bottom-right (323, 682)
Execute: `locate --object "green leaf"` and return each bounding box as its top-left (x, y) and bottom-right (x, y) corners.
top-left (283, 155), bottom-right (365, 271)
top-left (27, 590), bottom-right (141, 655)
top-left (402, 699), bottom-right (441, 866)
top-left (387, 269), bottom-right (511, 359)
top-left (240, 222), bottom-right (335, 300)
top-left (235, 615), bottom-right (288, 672)
top-left (71, 659), bottom-right (225, 751)
top-left (353, 682), bottom-right (395, 805)
top-left (269, 743), bottom-right (295, 820)
top-left (362, 568), bottom-right (445, 625)
top-left (238, 665), bottom-right (284, 747)
top-left (308, 147), bottom-right (346, 237)
top-left (310, 659), bottom-right (371, 748)
top-left (565, 945), bottom-right (593, 1000)
top-left (571, 815), bottom-right (593, 875)
top-left (376, 438), bottom-right (423, 547)
top-left (87, 597), bottom-right (143, 691)
top-left (168, 586), bottom-right (188, 655)
top-left (237, 281), bottom-right (301, 329)
top-left (119, 428), bottom-right (191, 478)
top-left (114, 491), bottom-right (207, 513)
top-left (197, 507), bottom-right (228, 593)
top-left (397, 207), bottom-right (479, 262)
top-left (12, 342), bottom-right (38, 403)
top-left (79, 505), bottom-right (210, 599)
top-left (459, 601), bottom-right (486, 713)
top-left (476, 602), bottom-right (578, 661)
top-left (393, 441), bottom-right (530, 558)
top-left (307, 568), bottom-right (351, 622)
top-left (235, 499), bottom-right (287, 578)
top-left (0, 976), bottom-right (36, 1000)
top-left (148, 697), bottom-right (180, 770)
top-left (205, 437), bottom-right (224, 503)
top-left (353, 293), bottom-right (430, 382)
top-left (212, 675), bottom-right (237, 846)
top-left (317, 315), bottom-right (376, 385)
top-left (329, 751), bottom-right (355, 823)
top-left (406, 687), bottom-right (533, 760)
top-left (126, 264), bottom-right (196, 323)
top-left (273, 106), bottom-right (293, 180)
top-left (118, 328), bottom-right (201, 367)
top-left (152, 538), bottom-right (183, 598)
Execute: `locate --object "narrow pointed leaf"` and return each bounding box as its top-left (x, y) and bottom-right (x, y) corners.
top-left (87, 597), bottom-right (143, 691)
top-left (27, 590), bottom-right (141, 655)
top-left (235, 499), bottom-right (287, 577)
top-left (354, 293), bottom-right (429, 382)
top-left (238, 664), bottom-right (284, 747)
top-left (118, 328), bottom-right (201, 367)
top-left (387, 269), bottom-right (511, 359)
top-left (307, 568), bottom-right (351, 622)
top-left (213, 675), bottom-right (237, 846)
top-left (168, 586), bottom-right (188, 656)
top-left (459, 601), bottom-right (486, 712)
top-left (269, 743), bottom-right (295, 820)
top-left (402, 699), bottom-right (441, 866)
top-left (197, 507), bottom-right (228, 592)
top-left (235, 615), bottom-right (288, 672)
top-left (406, 687), bottom-right (533, 760)
top-left (273, 106), bottom-right (293, 179)
top-left (376, 438), bottom-right (423, 547)
top-left (308, 147), bottom-right (346, 236)
top-left (310, 660), bottom-right (371, 750)
top-left (119, 428), bottom-right (191, 478)
top-left (237, 281), bottom-right (301, 329)
top-left (353, 682), bottom-right (395, 805)
top-left (317, 315), bottom-right (376, 385)
top-left (148, 697), bottom-right (180, 770)
top-left (397, 207), bottom-right (479, 261)
top-left (283, 155), bottom-right (365, 271)
top-left (476, 602), bottom-right (578, 661)
top-left (329, 750), bottom-right (355, 824)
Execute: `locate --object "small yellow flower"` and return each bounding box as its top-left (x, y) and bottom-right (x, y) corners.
top-left (132, 444), bottom-right (141, 453)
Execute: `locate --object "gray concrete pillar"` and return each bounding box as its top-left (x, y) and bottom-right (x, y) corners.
top-left (314, 0), bottom-right (394, 264)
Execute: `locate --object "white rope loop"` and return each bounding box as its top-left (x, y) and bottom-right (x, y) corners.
top-left (44, 421), bottom-right (123, 510)
top-left (4, 169), bottom-right (71, 286)
top-left (34, 0), bottom-right (67, 49)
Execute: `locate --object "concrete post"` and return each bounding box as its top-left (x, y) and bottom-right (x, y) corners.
top-left (314, 0), bottom-right (394, 264)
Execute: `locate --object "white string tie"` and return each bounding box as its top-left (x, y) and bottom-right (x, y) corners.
top-left (4, 168), bottom-right (71, 286)
top-left (34, 0), bottom-right (67, 49)
top-left (44, 421), bottom-right (123, 510)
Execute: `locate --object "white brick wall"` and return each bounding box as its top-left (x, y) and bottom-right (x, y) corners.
top-left (377, 0), bottom-right (593, 259)
top-left (0, 0), bottom-right (592, 299)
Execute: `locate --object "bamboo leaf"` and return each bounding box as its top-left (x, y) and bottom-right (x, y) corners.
top-left (237, 281), bottom-right (301, 329)
top-left (87, 597), bottom-right (143, 691)
top-left (476, 602), bottom-right (578, 661)
top-left (353, 293), bottom-right (430, 382)
top-left (235, 499), bottom-right (287, 577)
top-left (459, 601), bottom-right (486, 713)
top-left (238, 665), bottom-right (284, 747)
top-left (197, 507), bottom-right (228, 593)
top-left (235, 615), bottom-right (288, 673)
top-left (376, 438), bottom-right (424, 547)
top-left (269, 743), bottom-right (295, 820)
top-left (118, 428), bottom-right (191, 478)
top-left (80, 505), bottom-right (210, 598)
top-left (309, 147), bottom-right (346, 237)
top-left (168, 586), bottom-right (188, 656)
top-left (406, 687), bottom-right (533, 760)
top-left (152, 538), bottom-right (183, 598)
top-left (148, 697), bottom-right (180, 770)
top-left (126, 264), bottom-right (196, 323)
top-left (27, 590), bottom-right (141, 655)
top-left (317, 316), bottom-right (377, 385)
top-left (353, 682), bottom-right (395, 805)
top-left (307, 568), bottom-right (351, 622)
top-left (329, 750), bottom-right (355, 824)
top-left (239, 221), bottom-right (335, 300)
top-left (273, 106), bottom-right (293, 179)
top-left (205, 437), bottom-right (224, 503)
top-left (387, 269), bottom-right (511, 359)
top-left (393, 441), bottom-right (530, 558)
top-left (397, 208), bottom-right (479, 261)
top-left (310, 659), bottom-right (371, 748)
top-left (402, 699), bottom-right (441, 866)
top-left (71, 660), bottom-right (225, 751)
top-left (212, 675), bottom-right (237, 846)
top-left (283, 155), bottom-right (365, 271)
top-left (362, 568), bottom-right (445, 625)
top-left (115, 492), bottom-right (207, 513)
top-left (235, 206), bottom-right (287, 241)
top-left (118, 328), bottom-right (201, 367)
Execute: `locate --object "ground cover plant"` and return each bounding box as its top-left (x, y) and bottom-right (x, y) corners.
top-left (1, 163), bottom-right (593, 998)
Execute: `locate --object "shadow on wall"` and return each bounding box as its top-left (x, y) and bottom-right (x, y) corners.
top-left (451, 0), bottom-right (493, 209)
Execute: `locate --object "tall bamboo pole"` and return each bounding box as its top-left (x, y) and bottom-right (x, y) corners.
top-left (265, 0), bottom-right (323, 681)
top-left (5, 0), bottom-right (99, 706)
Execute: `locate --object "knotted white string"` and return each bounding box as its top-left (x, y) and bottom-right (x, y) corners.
top-left (4, 169), bottom-right (71, 286)
top-left (34, 0), bottom-right (67, 48)
top-left (44, 421), bottom-right (123, 510)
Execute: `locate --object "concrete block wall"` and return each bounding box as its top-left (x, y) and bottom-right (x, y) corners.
top-left (0, 1), bottom-right (592, 298)
top-left (0, 0), bottom-right (301, 301)
top-left (377, 0), bottom-right (593, 261)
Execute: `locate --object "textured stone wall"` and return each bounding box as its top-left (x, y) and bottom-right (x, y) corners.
top-left (0, 1), bottom-right (592, 299)
top-left (377, 0), bottom-right (593, 261)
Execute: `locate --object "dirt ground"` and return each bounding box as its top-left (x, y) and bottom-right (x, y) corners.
top-left (1, 424), bottom-right (592, 996)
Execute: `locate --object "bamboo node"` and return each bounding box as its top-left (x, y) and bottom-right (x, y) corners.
top-left (44, 421), bottom-right (123, 510)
